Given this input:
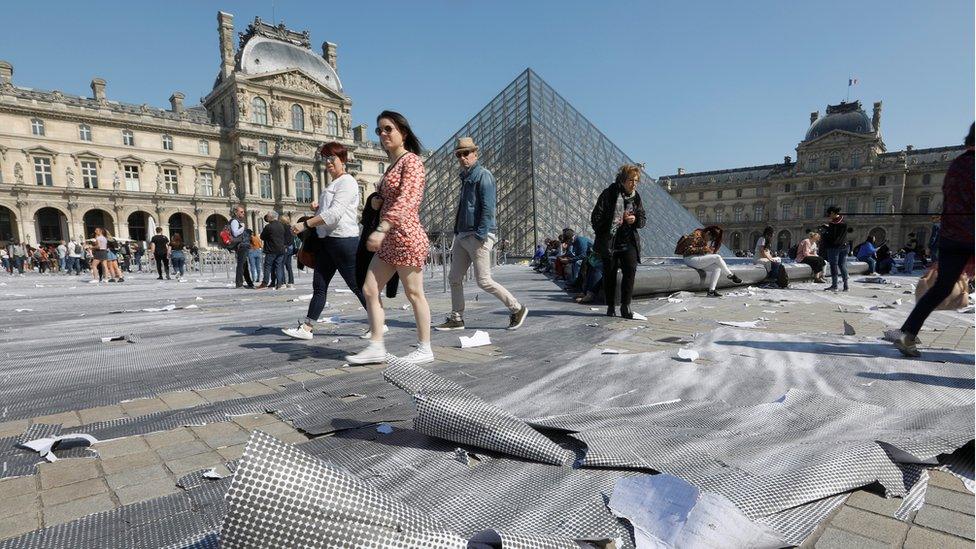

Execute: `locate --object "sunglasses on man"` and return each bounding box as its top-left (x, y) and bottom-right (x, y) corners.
top-left (455, 150), bottom-right (475, 159)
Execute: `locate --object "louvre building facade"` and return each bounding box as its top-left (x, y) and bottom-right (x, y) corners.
top-left (657, 100), bottom-right (966, 254)
top-left (421, 69), bottom-right (704, 257)
top-left (0, 12), bottom-right (389, 247)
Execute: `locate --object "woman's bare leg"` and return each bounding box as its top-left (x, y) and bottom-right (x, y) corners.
top-left (363, 256), bottom-right (397, 342)
top-left (397, 266), bottom-right (430, 343)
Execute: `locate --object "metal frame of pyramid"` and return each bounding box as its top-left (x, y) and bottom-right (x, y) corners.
top-left (421, 68), bottom-right (707, 257)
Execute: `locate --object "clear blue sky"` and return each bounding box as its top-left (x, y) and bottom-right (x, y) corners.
top-left (1, 1), bottom-right (972, 175)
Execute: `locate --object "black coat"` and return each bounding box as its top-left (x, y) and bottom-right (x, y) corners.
top-left (260, 220), bottom-right (288, 254)
top-left (821, 218), bottom-right (850, 248)
top-left (590, 183), bottom-right (647, 260)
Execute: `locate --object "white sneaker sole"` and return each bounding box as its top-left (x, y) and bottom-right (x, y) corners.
top-left (282, 328), bottom-right (312, 340)
top-left (507, 307), bottom-right (528, 330)
top-left (434, 325), bottom-right (465, 331)
top-left (400, 354), bottom-right (435, 365)
top-left (345, 352), bottom-right (387, 365)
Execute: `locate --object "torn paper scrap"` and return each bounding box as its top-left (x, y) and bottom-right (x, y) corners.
top-left (459, 330), bottom-right (491, 348)
top-left (843, 320), bottom-right (856, 336)
top-left (718, 320), bottom-right (761, 328)
top-left (19, 433), bottom-right (98, 462)
top-left (195, 296), bottom-right (204, 301)
top-left (316, 315), bottom-right (345, 324)
top-left (609, 474), bottom-right (784, 549)
top-left (601, 348), bottom-right (625, 355)
top-left (101, 335), bottom-right (137, 343)
top-left (140, 304), bottom-right (177, 312)
top-left (676, 349), bottom-right (699, 362)
top-left (630, 312), bottom-right (648, 321)
top-left (203, 467), bottom-right (227, 480)
top-left (290, 294), bottom-right (313, 302)
top-left (14, 308), bottom-right (33, 313)
top-left (585, 323), bottom-right (600, 327)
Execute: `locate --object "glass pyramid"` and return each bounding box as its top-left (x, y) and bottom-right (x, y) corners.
top-left (421, 69), bottom-right (707, 257)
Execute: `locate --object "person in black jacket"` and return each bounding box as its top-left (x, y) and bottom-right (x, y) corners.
top-left (590, 164), bottom-right (647, 318)
top-left (820, 205), bottom-right (851, 291)
top-left (258, 211), bottom-right (287, 289)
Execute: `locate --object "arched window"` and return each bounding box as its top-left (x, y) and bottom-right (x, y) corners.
top-left (780, 203), bottom-right (792, 221)
top-left (378, 162), bottom-right (385, 174)
top-left (733, 206), bottom-right (743, 222)
top-left (162, 134), bottom-right (174, 151)
top-left (295, 171), bottom-right (313, 203)
top-left (251, 97), bottom-right (268, 125)
top-left (205, 214), bottom-right (228, 244)
top-left (326, 111), bottom-right (339, 136)
top-left (291, 104), bottom-right (305, 131)
top-left (79, 124), bottom-right (92, 142)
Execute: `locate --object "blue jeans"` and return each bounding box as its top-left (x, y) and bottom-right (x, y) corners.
top-left (66, 257), bottom-right (81, 274)
top-left (902, 252), bottom-right (916, 273)
top-left (585, 262), bottom-right (603, 293)
top-left (283, 246), bottom-right (295, 284)
top-left (305, 237), bottom-right (365, 322)
top-left (13, 256), bottom-right (25, 273)
top-left (248, 249), bottom-right (262, 281)
top-left (171, 251), bottom-right (186, 277)
top-left (825, 246), bottom-right (850, 288)
top-left (262, 253), bottom-right (285, 287)
top-left (863, 256), bottom-right (876, 273)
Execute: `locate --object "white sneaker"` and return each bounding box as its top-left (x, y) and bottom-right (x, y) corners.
top-left (282, 323), bottom-right (313, 340)
top-left (400, 346), bottom-right (435, 365)
top-left (88, 279), bottom-right (99, 284)
top-left (287, 283), bottom-right (295, 289)
top-left (345, 341), bottom-right (387, 365)
top-left (360, 325), bottom-right (390, 339)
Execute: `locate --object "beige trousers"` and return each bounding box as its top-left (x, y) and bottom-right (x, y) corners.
top-left (449, 235), bottom-right (520, 317)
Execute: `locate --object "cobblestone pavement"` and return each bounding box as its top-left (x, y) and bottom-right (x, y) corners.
top-left (0, 265), bottom-right (971, 545)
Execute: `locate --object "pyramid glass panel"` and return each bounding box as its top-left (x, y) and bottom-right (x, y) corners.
top-left (421, 69), bottom-right (708, 257)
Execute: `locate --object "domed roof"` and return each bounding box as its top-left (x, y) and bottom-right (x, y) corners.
top-left (804, 101), bottom-right (874, 141)
top-left (239, 36), bottom-right (343, 93)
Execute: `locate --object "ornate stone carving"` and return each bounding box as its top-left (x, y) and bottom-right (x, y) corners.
top-left (279, 140), bottom-right (316, 157)
top-left (112, 171), bottom-right (121, 190)
top-left (155, 172), bottom-right (165, 193)
top-left (270, 97), bottom-right (285, 124)
top-left (14, 162), bottom-right (24, 185)
top-left (310, 105), bottom-right (324, 129)
top-left (267, 72), bottom-right (322, 95)
top-left (65, 166), bottom-right (76, 188)
top-left (239, 17), bottom-right (311, 49)
top-left (340, 112), bottom-right (351, 134)
top-left (237, 88), bottom-right (249, 118)
top-left (140, 104), bottom-right (151, 114)
top-left (51, 90), bottom-right (65, 102)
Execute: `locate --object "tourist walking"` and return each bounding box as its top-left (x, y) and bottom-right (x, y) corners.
top-left (435, 137), bottom-right (528, 331)
top-left (170, 233), bottom-right (187, 278)
top-left (150, 227), bottom-right (170, 280)
top-left (230, 205), bottom-right (254, 289)
top-left (679, 226), bottom-right (742, 297)
top-left (591, 163), bottom-right (646, 319)
top-left (355, 190), bottom-right (399, 338)
top-left (284, 142), bottom-right (367, 340)
top-left (346, 111), bottom-right (433, 365)
top-left (258, 211), bottom-right (285, 289)
top-left (56, 241), bottom-right (67, 273)
top-left (892, 124), bottom-right (974, 357)
top-left (105, 232), bottom-right (125, 282)
top-left (10, 241), bottom-right (26, 274)
top-left (281, 214), bottom-right (296, 288)
top-left (248, 231), bottom-right (263, 283)
top-left (855, 235), bottom-right (879, 275)
top-left (796, 232), bottom-right (826, 282)
top-left (89, 228), bottom-right (108, 283)
top-left (821, 206), bottom-right (851, 291)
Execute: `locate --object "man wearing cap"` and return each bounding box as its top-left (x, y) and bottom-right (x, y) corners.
top-left (435, 137), bottom-right (529, 331)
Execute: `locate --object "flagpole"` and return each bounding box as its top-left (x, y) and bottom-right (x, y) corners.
top-left (846, 75), bottom-right (851, 102)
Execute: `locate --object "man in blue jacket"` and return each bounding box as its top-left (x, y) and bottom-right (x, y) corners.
top-left (435, 137), bottom-right (528, 331)
top-left (559, 228), bottom-right (593, 289)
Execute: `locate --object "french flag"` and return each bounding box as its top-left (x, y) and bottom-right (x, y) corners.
top-left (848, 78), bottom-right (859, 86)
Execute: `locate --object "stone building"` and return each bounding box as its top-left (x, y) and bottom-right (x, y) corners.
top-left (658, 100), bottom-right (965, 255)
top-left (0, 12), bottom-right (389, 247)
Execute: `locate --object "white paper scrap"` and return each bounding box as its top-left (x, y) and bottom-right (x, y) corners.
top-left (183, 304), bottom-right (199, 310)
top-left (676, 349), bottom-right (699, 362)
top-left (629, 312), bottom-right (648, 321)
top-left (20, 433), bottom-right (99, 462)
top-left (586, 323), bottom-right (599, 327)
top-left (101, 335), bottom-right (126, 343)
top-left (459, 330), bottom-right (491, 348)
top-left (333, 288), bottom-right (353, 293)
top-left (718, 320), bottom-right (761, 328)
top-left (195, 296), bottom-right (204, 301)
top-left (316, 315), bottom-right (345, 324)
top-left (401, 303), bottom-right (412, 310)
top-left (601, 348), bottom-right (625, 355)
top-left (140, 304), bottom-right (177, 312)
top-left (202, 467), bottom-right (226, 480)
top-left (14, 308), bottom-right (32, 313)
top-left (589, 307), bottom-right (601, 311)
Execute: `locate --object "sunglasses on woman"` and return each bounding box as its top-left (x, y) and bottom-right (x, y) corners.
top-left (375, 124), bottom-right (397, 136)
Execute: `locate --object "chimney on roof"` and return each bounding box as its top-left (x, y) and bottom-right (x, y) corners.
top-left (218, 12), bottom-right (235, 81)
top-left (322, 42), bottom-right (338, 70)
top-left (784, 155), bottom-right (792, 164)
top-left (0, 60), bottom-right (12, 85)
top-left (353, 124), bottom-right (367, 142)
top-left (90, 78), bottom-right (106, 101)
top-left (677, 167), bottom-right (685, 175)
top-left (810, 111), bottom-right (819, 125)
top-left (872, 101), bottom-right (882, 133)
top-left (169, 92), bottom-right (185, 113)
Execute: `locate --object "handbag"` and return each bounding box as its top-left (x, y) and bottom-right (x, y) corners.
top-left (297, 229), bottom-right (319, 269)
top-left (915, 265), bottom-right (970, 310)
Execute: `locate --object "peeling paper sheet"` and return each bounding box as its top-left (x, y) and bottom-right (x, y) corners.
top-left (19, 433), bottom-right (98, 462)
top-left (459, 330), bottom-right (491, 348)
top-left (630, 312), bottom-right (648, 321)
top-left (316, 315), bottom-right (346, 324)
top-left (676, 349), bottom-right (699, 362)
top-left (718, 320), bottom-right (761, 329)
top-left (203, 467), bottom-right (227, 479)
top-left (601, 348), bottom-right (625, 355)
top-left (608, 474), bottom-right (784, 549)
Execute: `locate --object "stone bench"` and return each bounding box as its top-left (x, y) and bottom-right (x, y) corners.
top-left (628, 259), bottom-right (870, 297)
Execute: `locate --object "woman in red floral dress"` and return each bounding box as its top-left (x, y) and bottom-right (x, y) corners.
top-left (347, 110), bottom-right (434, 366)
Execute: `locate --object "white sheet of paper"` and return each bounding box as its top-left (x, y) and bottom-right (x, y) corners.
top-left (459, 330), bottom-right (491, 348)
top-left (183, 304), bottom-right (199, 309)
top-left (202, 467), bottom-right (226, 479)
top-left (718, 320), bottom-right (761, 328)
top-left (676, 349), bottom-right (699, 362)
top-left (21, 433), bottom-right (98, 462)
top-left (630, 312), bottom-right (648, 321)
top-left (601, 348), bottom-right (625, 354)
top-left (14, 308), bottom-right (32, 312)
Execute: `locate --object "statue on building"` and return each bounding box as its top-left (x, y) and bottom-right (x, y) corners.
top-left (270, 97), bottom-right (285, 124)
top-left (65, 166), bottom-right (75, 188)
top-left (156, 172), bottom-right (165, 193)
top-left (340, 112), bottom-right (352, 134)
top-left (112, 171), bottom-right (121, 190)
top-left (14, 162), bottom-right (24, 185)
top-left (237, 88), bottom-right (249, 119)
top-left (310, 105), bottom-right (324, 130)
